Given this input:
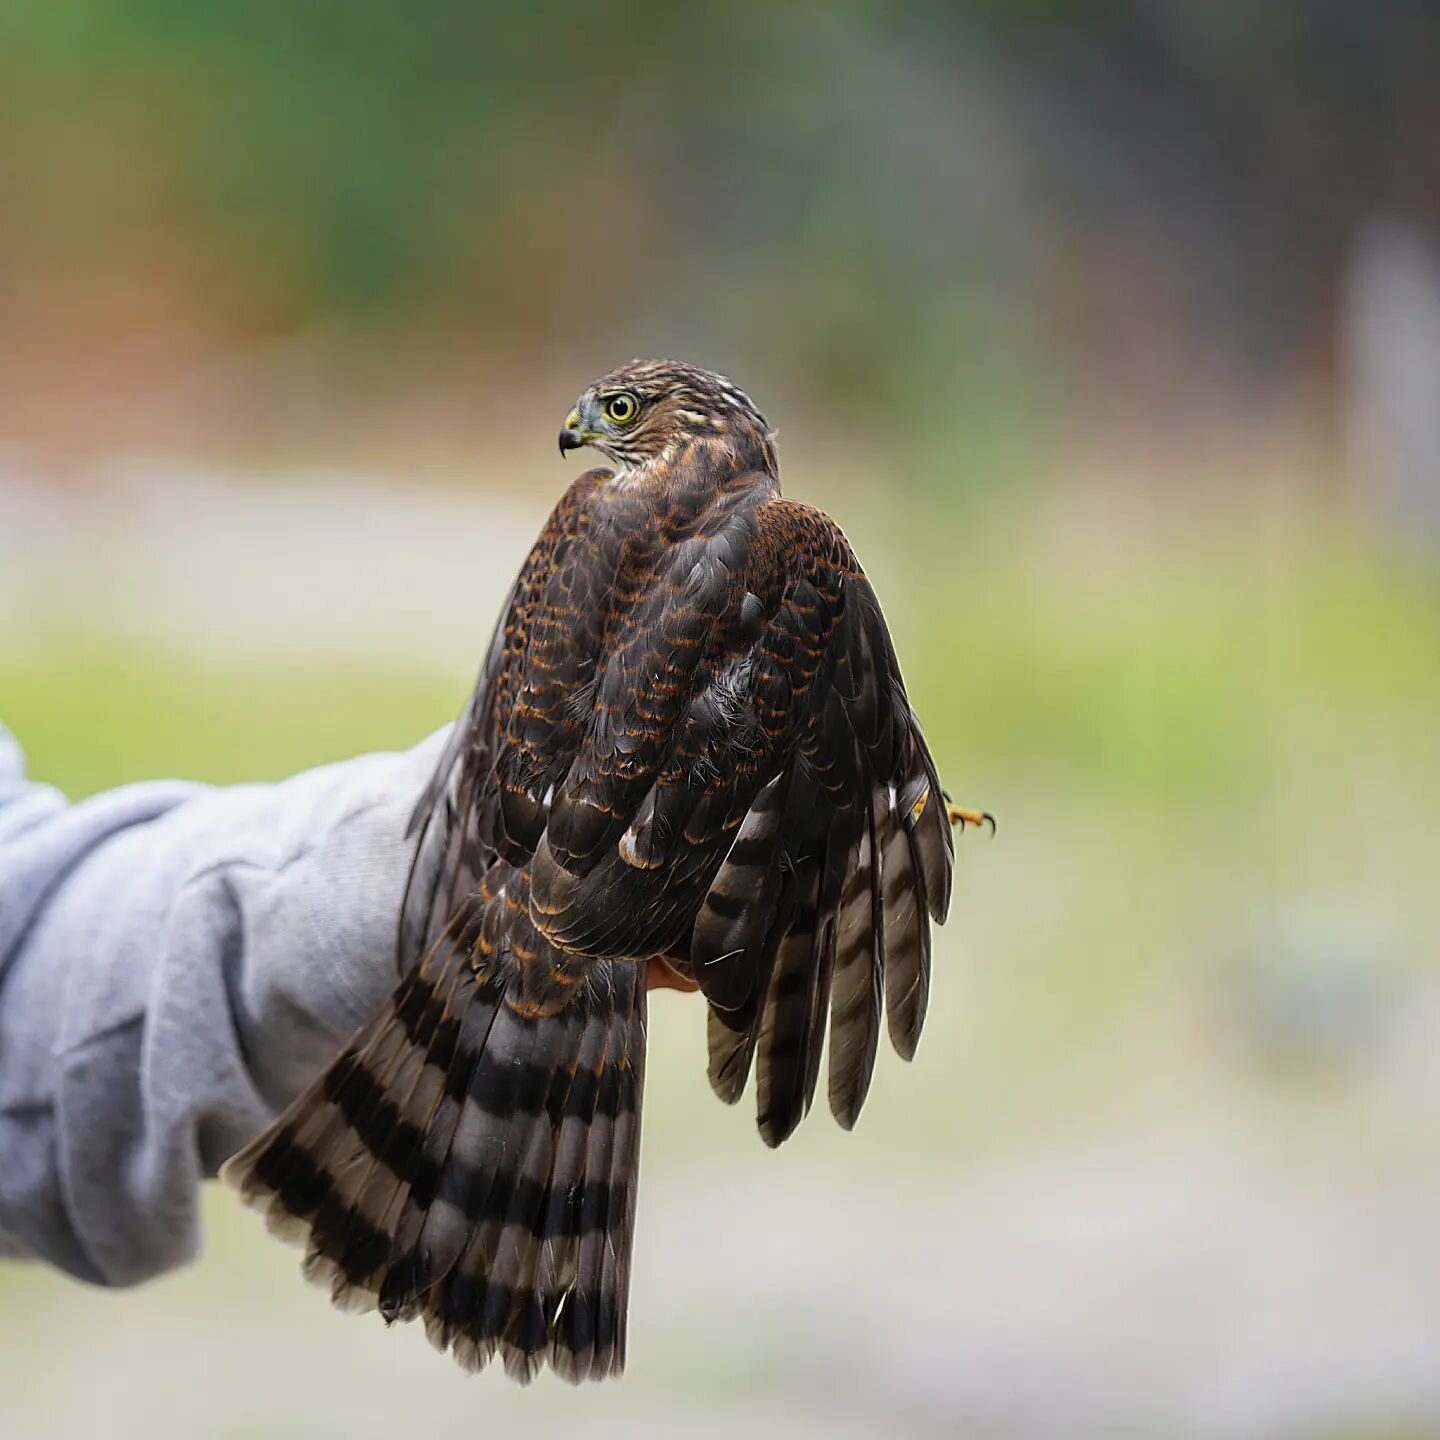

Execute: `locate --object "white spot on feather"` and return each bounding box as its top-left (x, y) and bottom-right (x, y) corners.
top-left (618, 825), bottom-right (646, 868)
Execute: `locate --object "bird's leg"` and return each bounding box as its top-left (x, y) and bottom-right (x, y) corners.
top-left (943, 792), bottom-right (996, 836)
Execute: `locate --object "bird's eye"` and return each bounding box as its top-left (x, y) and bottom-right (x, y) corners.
top-left (603, 392), bottom-right (639, 425)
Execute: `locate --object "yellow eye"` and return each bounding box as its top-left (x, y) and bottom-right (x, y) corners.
top-left (603, 392), bottom-right (639, 425)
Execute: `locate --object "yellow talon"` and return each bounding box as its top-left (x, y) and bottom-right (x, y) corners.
top-left (944, 800), bottom-right (996, 837)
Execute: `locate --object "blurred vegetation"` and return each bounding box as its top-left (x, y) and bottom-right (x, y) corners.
top-left (0, 639), bottom-right (456, 796)
top-left (2, 0), bottom-right (1437, 460)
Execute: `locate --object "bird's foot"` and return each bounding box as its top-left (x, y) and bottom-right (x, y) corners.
top-left (944, 796), bottom-right (996, 836)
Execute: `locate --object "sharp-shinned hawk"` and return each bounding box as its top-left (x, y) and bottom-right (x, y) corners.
top-left (223, 359), bottom-right (989, 1383)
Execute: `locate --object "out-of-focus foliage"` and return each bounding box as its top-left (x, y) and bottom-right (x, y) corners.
top-left (2, 0), bottom-right (1436, 456)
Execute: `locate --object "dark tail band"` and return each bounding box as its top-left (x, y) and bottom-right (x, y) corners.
top-left (222, 919), bottom-right (647, 1384)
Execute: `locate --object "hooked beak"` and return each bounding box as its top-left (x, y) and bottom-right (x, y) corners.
top-left (558, 408), bottom-right (587, 457)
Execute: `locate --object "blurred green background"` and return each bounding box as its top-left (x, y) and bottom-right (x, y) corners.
top-left (3, 4), bottom-right (1440, 1438)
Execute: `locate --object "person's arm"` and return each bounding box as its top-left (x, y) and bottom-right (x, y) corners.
top-left (0, 721), bottom-right (449, 1285)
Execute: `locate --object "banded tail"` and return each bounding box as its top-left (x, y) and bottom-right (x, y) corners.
top-left (222, 863), bottom-right (646, 1384)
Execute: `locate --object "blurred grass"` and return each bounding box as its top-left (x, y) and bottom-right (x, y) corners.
top-left (0, 639), bottom-right (461, 795)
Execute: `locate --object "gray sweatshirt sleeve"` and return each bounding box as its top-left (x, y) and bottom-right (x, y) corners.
top-left (0, 720), bottom-right (449, 1286)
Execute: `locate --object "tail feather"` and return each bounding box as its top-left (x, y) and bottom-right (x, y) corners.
top-left (427, 997), bottom-right (578, 1374)
top-left (598, 1007), bottom-right (644, 1376)
top-left (373, 960), bottom-right (507, 1327)
top-left (321, 933), bottom-right (484, 1308)
top-left (489, 1001), bottom-right (587, 1381)
top-left (554, 1002), bottom-right (619, 1380)
top-left (221, 874), bottom-right (647, 1385)
top-left (239, 958), bottom-right (434, 1262)
top-left (414, 990), bottom-right (554, 1297)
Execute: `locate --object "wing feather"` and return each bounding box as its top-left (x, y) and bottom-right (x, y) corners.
top-left (404, 477), bottom-right (956, 1154)
top-left (691, 499), bottom-right (956, 1138)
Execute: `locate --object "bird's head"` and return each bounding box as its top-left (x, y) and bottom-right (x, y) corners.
top-left (559, 359), bottom-right (776, 477)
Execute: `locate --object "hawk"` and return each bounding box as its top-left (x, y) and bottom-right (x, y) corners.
top-left (223, 359), bottom-right (989, 1383)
